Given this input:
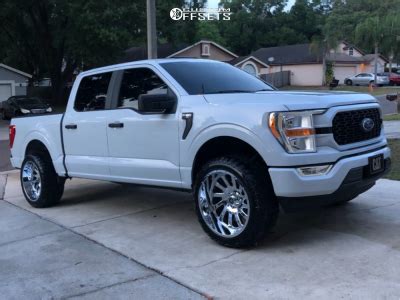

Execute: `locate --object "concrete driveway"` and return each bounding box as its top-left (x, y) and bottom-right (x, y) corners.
top-left (3, 172), bottom-right (400, 299)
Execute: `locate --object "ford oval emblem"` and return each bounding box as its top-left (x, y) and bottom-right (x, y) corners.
top-left (361, 118), bottom-right (375, 132)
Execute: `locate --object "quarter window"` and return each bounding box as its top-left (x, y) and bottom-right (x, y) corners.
top-left (117, 68), bottom-right (168, 110)
top-left (74, 72), bottom-right (112, 112)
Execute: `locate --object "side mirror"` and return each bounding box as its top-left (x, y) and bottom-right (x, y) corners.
top-left (138, 94), bottom-right (176, 114)
top-left (386, 93), bottom-right (398, 101)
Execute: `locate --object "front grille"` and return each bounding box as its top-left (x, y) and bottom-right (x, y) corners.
top-left (332, 108), bottom-right (381, 145)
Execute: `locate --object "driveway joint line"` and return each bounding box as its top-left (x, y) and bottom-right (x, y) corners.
top-left (0, 174), bottom-right (7, 200)
top-left (168, 249), bottom-right (248, 273)
top-left (62, 274), bottom-right (157, 299)
top-left (0, 228), bottom-right (65, 248)
top-left (2, 197), bottom-right (208, 299)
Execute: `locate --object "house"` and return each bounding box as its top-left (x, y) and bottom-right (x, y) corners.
top-left (122, 40), bottom-right (269, 76)
top-left (0, 63), bottom-right (31, 104)
top-left (252, 42), bottom-right (388, 86)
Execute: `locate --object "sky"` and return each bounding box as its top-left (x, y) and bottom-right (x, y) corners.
top-left (207, 0), bottom-right (296, 10)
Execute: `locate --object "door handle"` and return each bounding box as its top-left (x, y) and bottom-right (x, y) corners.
top-left (65, 124), bottom-right (77, 129)
top-left (108, 122), bottom-right (124, 128)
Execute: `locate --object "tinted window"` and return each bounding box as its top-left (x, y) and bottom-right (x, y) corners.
top-left (117, 68), bottom-right (168, 110)
top-left (160, 61), bottom-right (273, 95)
top-left (74, 72), bottom-right (112, 111)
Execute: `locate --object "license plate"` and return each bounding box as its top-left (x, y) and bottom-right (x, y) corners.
top-left (368, 154), bottom-right (384, 175)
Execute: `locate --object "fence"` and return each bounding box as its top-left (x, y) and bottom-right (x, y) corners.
top-left (261, 71), bottom-right (291, 88)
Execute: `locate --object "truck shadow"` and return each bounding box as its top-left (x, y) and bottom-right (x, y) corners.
top-left (55, 178), bottom-right (399, 251)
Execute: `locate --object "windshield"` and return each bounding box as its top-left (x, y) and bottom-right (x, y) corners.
top-left (160, 61), bottom-right (274, 95)
top-left (15, 98), bottom-right (44, 106)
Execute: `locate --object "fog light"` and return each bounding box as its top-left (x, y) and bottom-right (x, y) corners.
top-left (297, 165), bottom-right (332, 176)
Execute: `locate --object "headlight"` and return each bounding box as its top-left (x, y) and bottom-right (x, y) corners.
top-left (268, 110), bottom-right (324, 153)
top-left (20, 108), bottom-right (30, 114)
top-left (46, 107), bottom-right (52, 112)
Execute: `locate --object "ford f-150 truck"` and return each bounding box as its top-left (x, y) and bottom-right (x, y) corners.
top-left (9, 59), bottom-right (391, 247)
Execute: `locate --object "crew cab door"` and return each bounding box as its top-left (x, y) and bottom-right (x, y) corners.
top-left (106, 66), bottom-right (181, 187)
top-left (62, 71), bottom-right (113, 178)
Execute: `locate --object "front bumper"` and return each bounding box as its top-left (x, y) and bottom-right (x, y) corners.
top-left (269, 146), bottom-right (391, 207)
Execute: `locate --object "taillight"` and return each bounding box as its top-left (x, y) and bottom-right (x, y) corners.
top-left (9, 125), bottom-right (16, 149)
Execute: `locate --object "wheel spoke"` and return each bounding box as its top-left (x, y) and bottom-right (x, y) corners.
top-left (197, 169), bottom-right (250, 238)
top-left (22, 161), bottom-right (41, 201)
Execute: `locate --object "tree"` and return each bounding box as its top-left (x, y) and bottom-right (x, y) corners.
top-left (0, 0), bottom-right (145, 103)
top-left (325, 0), bottom-right (400, 57)
top-left (355, 15), bottom-right (400, 81)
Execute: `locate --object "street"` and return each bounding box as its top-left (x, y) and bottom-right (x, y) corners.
top-left (0, 119), bottom-right (12, 172)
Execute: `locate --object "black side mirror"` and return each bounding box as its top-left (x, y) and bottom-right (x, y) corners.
top-left (138, 94), bottom-right (176, 114)
top-left (386, 93), bottom-right (398, 101)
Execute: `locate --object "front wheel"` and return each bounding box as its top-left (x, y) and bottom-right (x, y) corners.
top-left (193, 157), bottom-right (279, 248)
top-left (345, 79), bottom-right (352, 86)
top-left (21, 154), bottom-right (65, 208)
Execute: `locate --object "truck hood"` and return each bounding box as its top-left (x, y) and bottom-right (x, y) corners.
top-left (203, 91), bottom-right (378, 110)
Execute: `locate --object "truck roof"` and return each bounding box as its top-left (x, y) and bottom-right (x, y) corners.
top-left (79, 58), bottom-right (223, 77)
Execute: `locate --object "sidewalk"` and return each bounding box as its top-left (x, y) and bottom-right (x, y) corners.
top-left (0, 174), bottom-right (203, 300)
top-left (384, 120), bottom-right (400, 139)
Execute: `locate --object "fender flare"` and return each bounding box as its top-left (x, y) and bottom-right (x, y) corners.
top-left (184, 123), bottom-right (270, 168)
top-left (21, 131), bottom-right (64, 174)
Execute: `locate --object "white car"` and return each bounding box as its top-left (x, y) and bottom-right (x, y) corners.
top-left (344, 72), bottom-right (389, 86)
top-left (9, 59), bottom-right (391, 247)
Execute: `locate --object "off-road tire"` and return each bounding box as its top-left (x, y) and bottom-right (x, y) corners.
top-left (20, 154), bottom-right (65, 208)
top-left (193, 156), bottom-right (279, 248)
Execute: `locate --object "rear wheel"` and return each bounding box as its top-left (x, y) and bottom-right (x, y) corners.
top-left (21, 154), bottom-right (65, 208)
top-left (194, 157), bottom-right (279, 248)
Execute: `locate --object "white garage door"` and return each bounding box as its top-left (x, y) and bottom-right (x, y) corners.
top-left (334, 66), bottom-right (357, 84)
top-left (0, 83), bottom-right (12, 103)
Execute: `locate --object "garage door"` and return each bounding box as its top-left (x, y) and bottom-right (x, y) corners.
top-left (334, 66), bottom-right (357, 84)
top-left (0, 83), bottom-right (12, 103)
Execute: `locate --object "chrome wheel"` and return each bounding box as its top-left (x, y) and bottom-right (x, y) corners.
top-left (198, 170), bottom-right (250, 238)
top-left (22, 161), bottom-right (42, 201)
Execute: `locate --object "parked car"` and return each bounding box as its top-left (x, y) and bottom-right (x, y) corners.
top-left (344, 73), bottom-right (389, 86)
top-left (380, 72), bottom-right (400, 86)
top-left (9, 59), bottom-right (390, 248)
top-left (2, 96), bottom-right (52, 120)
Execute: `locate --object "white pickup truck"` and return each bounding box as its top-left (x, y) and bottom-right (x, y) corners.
top-left (10, 59), bottom-right (391, 247)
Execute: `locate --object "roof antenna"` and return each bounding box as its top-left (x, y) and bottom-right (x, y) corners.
top-left (201, 83), bottom-right (205, 94)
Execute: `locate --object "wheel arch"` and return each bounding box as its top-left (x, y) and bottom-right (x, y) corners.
top-left (25, 139), bottom-right (52, 160)
top-left (191, 135), bottom-right (269, 184)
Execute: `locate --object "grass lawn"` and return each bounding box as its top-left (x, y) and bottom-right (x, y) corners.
top-left (385, 139), bottom-right (400, 181)
top-left (384, 114), bottom-right (400, 121)
top-left (281, 85), bottom-right (400, 96)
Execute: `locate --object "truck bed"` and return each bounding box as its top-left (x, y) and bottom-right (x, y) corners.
top-left (10, 113), bottom-right (66, 175)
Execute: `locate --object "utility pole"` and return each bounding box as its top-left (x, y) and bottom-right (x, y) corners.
top-left (147, 0), bottom-right (157, 59)
top-left (374, 43), bottom-right (378, 85)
